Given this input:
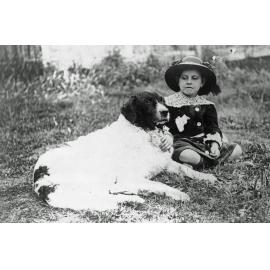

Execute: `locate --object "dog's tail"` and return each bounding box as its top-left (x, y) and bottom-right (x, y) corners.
top-left (33, 166), bottom-right (120, 210)
top-left (33, 166), bottom-right (145, 211)
top-left (33, 165), bottom-right (57, 202)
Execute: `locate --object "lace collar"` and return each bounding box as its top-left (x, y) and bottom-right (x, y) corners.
top-left (165, 92), bottom-right (214, 108)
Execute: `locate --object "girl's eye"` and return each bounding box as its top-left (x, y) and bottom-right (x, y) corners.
top-left (180, 75), bottom-right (200, 80)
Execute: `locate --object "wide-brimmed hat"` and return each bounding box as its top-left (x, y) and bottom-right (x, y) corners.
top-left (165, 56), bottom-right (221, 95)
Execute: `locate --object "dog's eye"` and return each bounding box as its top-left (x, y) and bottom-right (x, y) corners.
top-left (145, 99), bottom-right (154, 105)
top-left (159, 98), bottom-right (165, 104)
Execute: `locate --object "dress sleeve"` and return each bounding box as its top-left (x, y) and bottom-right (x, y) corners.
top-left (203, 104), bottom-right (223, 147)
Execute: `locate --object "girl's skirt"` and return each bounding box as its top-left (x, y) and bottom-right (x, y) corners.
top-left (172, 135), bottom-right (237, 168)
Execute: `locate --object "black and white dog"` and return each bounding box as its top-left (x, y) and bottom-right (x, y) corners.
top-left (33, 91), bottom-right (216, 210)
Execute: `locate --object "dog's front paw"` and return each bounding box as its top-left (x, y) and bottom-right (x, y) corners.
top-left (204, 174), bottom-right (217, 184)
top-left (179, 191), bottom-right (190, 202)
top-left (169, 190), bottom-right (190, 202)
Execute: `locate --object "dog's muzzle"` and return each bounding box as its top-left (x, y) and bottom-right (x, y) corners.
top-left (158, 110), bottom-right (170, 124)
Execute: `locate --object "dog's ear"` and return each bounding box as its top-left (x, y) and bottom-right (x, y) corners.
top-left (121, 96), bottom-right (137, 124)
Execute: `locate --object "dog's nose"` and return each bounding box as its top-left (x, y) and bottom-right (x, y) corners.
top-left (160, 110), bottom-right (169, 117)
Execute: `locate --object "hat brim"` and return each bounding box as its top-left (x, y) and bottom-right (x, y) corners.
top-left (165, 63), bottom-right (217, 94)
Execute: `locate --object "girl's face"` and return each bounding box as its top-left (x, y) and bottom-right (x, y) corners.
top-left (179, 69), bottom-right (204, 97)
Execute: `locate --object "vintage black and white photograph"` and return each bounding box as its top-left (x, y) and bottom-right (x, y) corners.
top-left (1, 45), bottom-right (270, 223)
top-left (2, 0), bottom-right (270, 269)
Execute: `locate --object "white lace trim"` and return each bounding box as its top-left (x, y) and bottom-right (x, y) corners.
top-left (204, 132), bottom-right (223, 147)
top-left (165, 92), bottom-right (214, 108)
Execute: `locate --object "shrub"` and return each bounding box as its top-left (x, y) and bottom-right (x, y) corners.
top-left (224, 67), bottom-right (270, 103)
top-left (68, 49), bottom-right (163, 91)
top-left (0, 59), bottom-right (43, 83)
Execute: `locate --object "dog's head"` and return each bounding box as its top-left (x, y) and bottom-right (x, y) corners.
top-left (121, 91), bottom-right (169, 130)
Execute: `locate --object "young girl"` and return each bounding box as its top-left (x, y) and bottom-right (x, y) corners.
top-left (160, 56), bottom-right (242, 169)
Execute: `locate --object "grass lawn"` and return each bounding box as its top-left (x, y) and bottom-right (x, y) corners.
top-left (1, 77), bottom-right (270, 223)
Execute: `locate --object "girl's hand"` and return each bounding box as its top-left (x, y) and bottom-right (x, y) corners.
top-left (210, 142), bottom-right (220, 158)
top-left (160, 134), bottom-right (173, 152)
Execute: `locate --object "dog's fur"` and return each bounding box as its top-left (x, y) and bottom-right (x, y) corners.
top-left (33, 92), bottom-right (216, 211)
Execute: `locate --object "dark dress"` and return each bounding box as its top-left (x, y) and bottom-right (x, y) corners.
top-left (165, 92), bottom-right (236, 167)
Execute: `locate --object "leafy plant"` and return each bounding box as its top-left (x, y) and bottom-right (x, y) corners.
top-left (68, 49), bottom-right (163, 91)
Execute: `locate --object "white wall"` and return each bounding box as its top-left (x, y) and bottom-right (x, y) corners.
top-left (41, 45), bottom-right (151, 70)
top-left (40, 45), bottom-right (200, 71)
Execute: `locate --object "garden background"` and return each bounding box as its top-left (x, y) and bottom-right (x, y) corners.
top-left (1, 45), bottom-right (270, 222)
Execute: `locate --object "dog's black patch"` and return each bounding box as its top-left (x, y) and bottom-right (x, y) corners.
top-left (37, 185), bottom-right (57, 202)
top-left (33, 166), bottom-right (50, 183)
